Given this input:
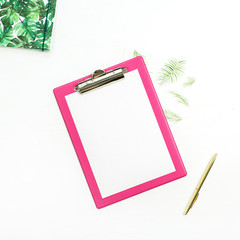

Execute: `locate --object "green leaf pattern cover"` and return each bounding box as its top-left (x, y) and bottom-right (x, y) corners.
top-left (0, 0), bottom-right (57, 51)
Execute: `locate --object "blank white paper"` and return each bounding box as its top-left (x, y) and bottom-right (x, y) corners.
top-left (66, 70), bottom-right (175, 198)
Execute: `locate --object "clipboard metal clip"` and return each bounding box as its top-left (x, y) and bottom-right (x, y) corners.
top-left (74, 67), bottom-right (127, 94)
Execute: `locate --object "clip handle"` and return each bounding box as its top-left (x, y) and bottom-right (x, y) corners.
top-left (75, 67), bottom-right (127, 94)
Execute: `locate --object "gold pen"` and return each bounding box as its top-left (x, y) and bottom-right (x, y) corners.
top-left (184, 153), bottom-right (217, 215)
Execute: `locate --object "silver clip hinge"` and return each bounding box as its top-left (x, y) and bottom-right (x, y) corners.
top-left (74, 67), bottom-right (127, 94)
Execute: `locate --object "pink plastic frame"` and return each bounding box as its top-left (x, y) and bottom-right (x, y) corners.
top-left (54, 57), bottom-right (187, 208)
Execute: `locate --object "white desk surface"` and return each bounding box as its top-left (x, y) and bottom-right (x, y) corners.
top-left (0, 0), bottom-right (239, 239)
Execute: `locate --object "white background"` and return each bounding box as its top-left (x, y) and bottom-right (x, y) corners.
top-left (0, 0), bottom-right (239, 239)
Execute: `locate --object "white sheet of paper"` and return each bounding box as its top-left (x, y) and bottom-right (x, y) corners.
top-left (66, 70), bottom-right (175, 197)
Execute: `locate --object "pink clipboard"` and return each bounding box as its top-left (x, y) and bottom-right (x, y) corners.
top-left (54, 56), bottom-right (187, 208)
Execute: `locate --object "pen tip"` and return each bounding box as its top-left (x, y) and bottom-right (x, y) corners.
top-left (184, 209), bottom-right (189, 215)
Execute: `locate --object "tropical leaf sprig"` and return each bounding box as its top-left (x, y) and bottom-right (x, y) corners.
top-left (133, 49), bottom-right (147, 63)
top-left (133, 49), bottom-right (143, 58)
top-left (168, 90), bottom-right (189, 106)
top-left (133, 51), bottom-right (196, 123)
top-left (157, 58), bottom-right (195, 122)
top-left (164, 109), bottom-right (182, 122)
top-left (0, 0), bottom-right (57, 51)
top-left (157, 59), bottom-right (186, 85)
top-left (183, 77), bottom-right (195, 87)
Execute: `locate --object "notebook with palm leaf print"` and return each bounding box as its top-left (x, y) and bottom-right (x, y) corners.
top-left (0, 0), bottom-right (57, 51)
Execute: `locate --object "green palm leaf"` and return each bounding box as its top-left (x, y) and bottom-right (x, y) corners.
top-left (183, 77), bottom-right (195, 87)
top-left (158, 59), bottom-right (185, 85)
top-left (29, 36), bottom-right (50, 50)
top-left (47, 0), bottom-right (56, 21)
top-left (28, 18), bottom-right (52, 50)
top-left (14, 18), bottom-right (37, 40)
top-left (168, 91), bottom-right (189, 106)
top-left (7, 35), bottom-right (29, 48)
top-left (42, 18), bottom-right (53, 41)
top-left (22, 0), bottom-right (46, 20)
top-left (0, 0), bottom-right (19, 27)
top-left (0, 24), bottom-right (13, 46)
top-left (13, 0), bottom-right (34, 18)
top-left (164, 109), bottom-right (182, 122)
